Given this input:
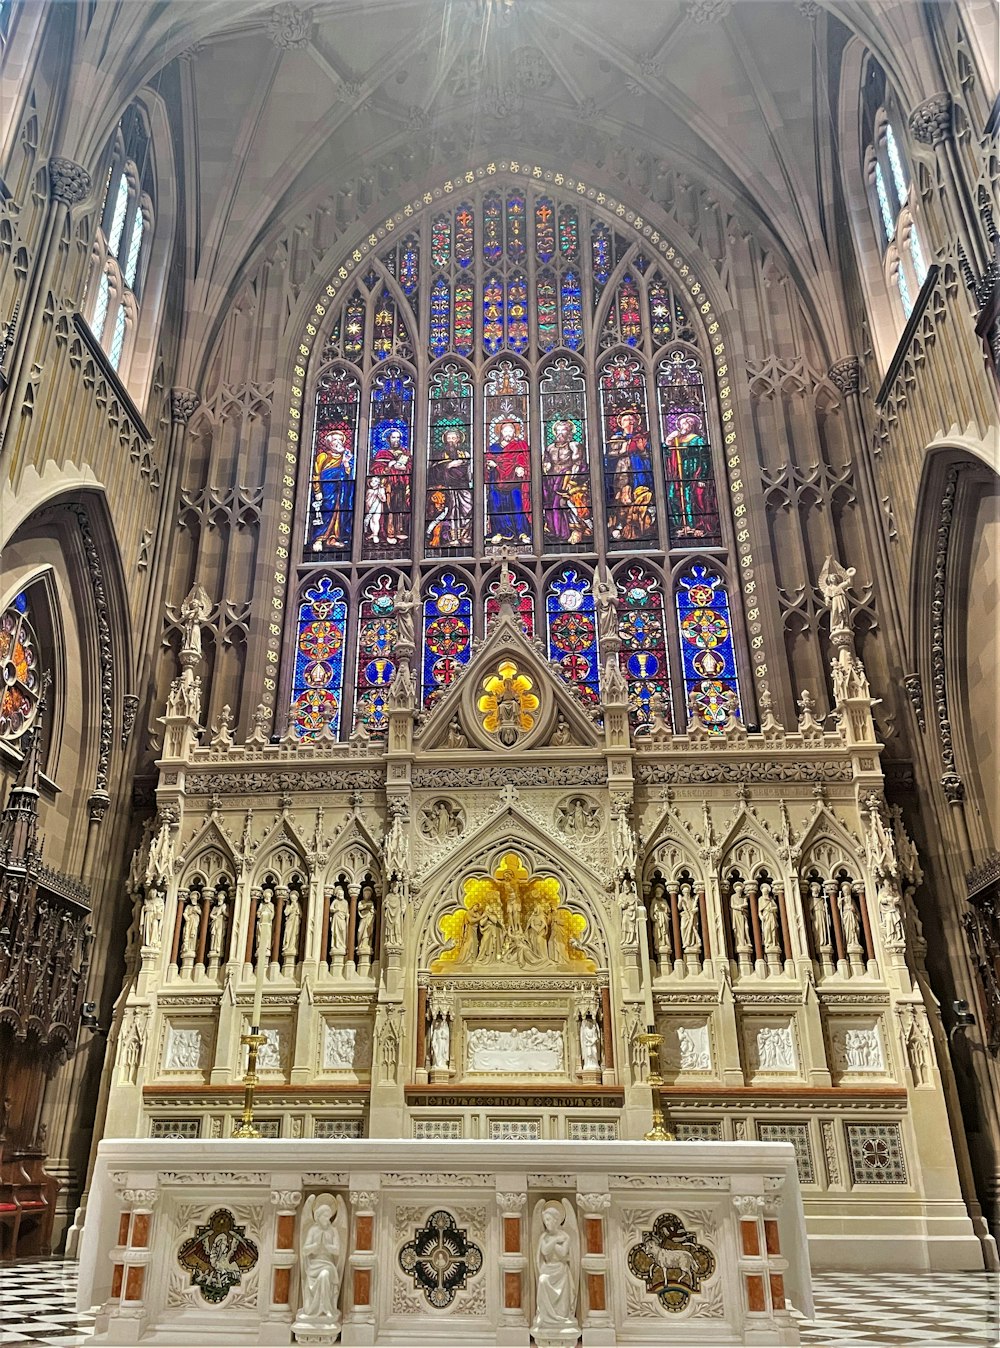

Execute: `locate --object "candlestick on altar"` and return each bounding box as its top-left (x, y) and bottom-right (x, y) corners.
top-left (235, 899), bottom-right (272, 1139)
top-left (638, 1025), bottom-right (676, 1142)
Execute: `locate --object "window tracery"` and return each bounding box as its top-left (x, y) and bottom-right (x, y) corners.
top-left (288, 182), bottom-right (748, 741)
top-left (0, 591), bottom-right (41, 741)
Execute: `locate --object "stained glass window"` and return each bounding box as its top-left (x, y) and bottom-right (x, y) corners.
top-left (484, 360), bottom-right (532, 548)
top-left (601, 273), bottom-right (642, 348)
top-left (558, 205), bottom-right (579, 259)
top-left (455, 202), bottom-right (474, 268)
top-left (431, 213), bottom-right (451, 268)
top-left (430, 277), bottom-right (451, 358)
top-left (507, 271), bottom-right (529, 354)
top-left (422, 573), bottom-right (473, 706)
top-left (306, 366), bottom-right (360, 557)
top-left (537, 271), bottom-right (558, 353)
top-left (540, 358), bottom-right (592, 550)
top-left (426, 364), bottom-right (474, 552)
top-left (599, 353), bottom-right (656, 547)
top-left (92, 272), bottom-right (111, 341)
top-left (372, 288), bottom-right (397, 362)
top-left (591, 222), bottom-right (612, 296)
top-left (560, 270), bottom-right (583, 351)
top-left (454, 282), bottom-right (474, 358)
top-left (354, 573), bottom-right (400, 735)
top-left (483, 273), bottom-right (504, 356)
top-left (657, 351), bottom-right (721, 545)
top-left (343, 290), bottom-right (366, 361)
top-left (617, 566), bottom-right (670, 729)
top-left (874, 163), bottom-right (895, 243)
top-left (363, 366), bottom-right (414, 558)
top-left (486, 569), bottom-right (535, 636)
top-left (546, 569), bottom-right (601, 705)
top-left (884, 123), bottom-right (908, 205)
top-left (506, 191), bottom-right (527, 260)
top-left (675, 564), bottom-right (741, 733)
top-left (0, 593), bottom-right (41, 741)
top-left (535, 197), bottom-right (555, 264)
top-left (483, 192), bottom-right (503, 264)
top-left (399, 235), bottom-right (419, 298)
top-left (290, 576), bottom-right (347, 740)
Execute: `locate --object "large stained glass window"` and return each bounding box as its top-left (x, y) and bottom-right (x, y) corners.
top-left (353, 574), bottom-right (399, 735)
top-left (0, 592), bottom-right (42, 741)
top-left (484, 361), bottom-right (532, 549)
top-left (599, 353), bottom-right (656, 548)
top-left (657, 351), bottom-right (721, 545)
top-left (546, 569), bottom-right (601, 706)
top-left (539, 358), bottom-right (592, 551)
top-left (617, 566), bottom-right (671, 729)
top-left (363, 366), bottom-right (414, 559)
top-left (290, 576), bottom-right (348, 739)
top-left (289, 182), bottom-right (746, 738)
top-left (426, 364), bottom-right (474, 553)
top-left (675, 564), bottom-right (741, 733)
top-left (308, 367), bottom-right (360, 557)
top-left (422, 572), bottom-right (473, 707)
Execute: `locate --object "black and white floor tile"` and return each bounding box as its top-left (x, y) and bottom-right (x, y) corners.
top-left (0, 1261), bottom-right (996, 1346)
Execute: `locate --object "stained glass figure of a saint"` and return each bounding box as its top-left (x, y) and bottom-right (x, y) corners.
top-left (539, 359), bottom-right (592, 550)
top-left (599, 354), bottom-right (656, 546)
top-left (658, 352), bottom-right (721, 545)
top-left (363, 366), bottom-right (414, 557)
top-left (426, 364), bottom-right (474, 552)
top-left (483, 361), bottom-right (532, 548)
top-left (307, 367), bottom-right (360, 557)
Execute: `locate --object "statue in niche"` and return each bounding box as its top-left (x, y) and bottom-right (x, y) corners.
top-left (383, 879), bottom-right (405, 947)
top-left (619, 877), bottom-right (640, 948)
top-left (356, 887), bottom-right (376, 954)
top-left (877, 878), bottom-right (906, 949)
top-left (180, 895), bottom-right (202, 960)
top-left (384, 799), bottom-right (409, 879)
top-left (531, 1200), bottom-right (580, 1344)
top-left (179, 583), bottom-right (212, 657)
top-left (838, 880), bottom-right (862, 950)
top-left (295, 1194), bottom-right (348, 1333)
top-left (429, 1013), bottom-right (450, 1070)
top-left (446, 716), bottom-right (468, 749)
top-left (579, 1015), bottom-right (601, 1072)
top-left (281, 889), bottom-right (301, 961)
top-left (255, 888), bottom-right (275, 964)
top-left (207, 894), bottom-right (228, 962)
top-left (550, 713), bottom-right (572, 747)
top-left (432, 851), bottom-right (595, 974)
top-left (678, 883), bottom-right (701, 954)
top-left (758, 883), bottom-right (780, 952)
top-left (808, 880), bottom-right (831, 951)
top-left (140, 888), bottom-right (165, 950)
top-left (611, 801), bottom-right (636, 877)
top-left (730, 880), bottom-right (751, 951)
top-left (649, 881), bottom-right (672, 959)
top-left (329, 891), bottom-right (349, 955)
top-left (419, 799), bottom-right (463, 842)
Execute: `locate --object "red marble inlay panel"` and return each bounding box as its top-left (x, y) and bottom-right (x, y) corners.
top-left (584, 1216), bottom-right (604, 1255)
top-left (111, 1265), bottom-right (123, 1299)
top-left (746, 1273), bottom-right (766, 1312)
top-left (130, 1212), bottom-right (150, 1248)
top-left (587, 1272), bottom-right (606, 1311)
top-left (764, 1218), bottom-right (780, 1255)
top-left (769, 1272), bottom-right (785, 1307)
top-left (276, 1214), bottom-right (296, 1250)
top-left (117, 1212), bottom-right (130, 1246)
top-left (740, 1219), bottom-right (760, 1256)
top-left (273, 1267), bottom-right (291, 1305)
top-left (124, 1266), bottom-right (145, 1301)
top-left (353, 1267), bottom-right (371, 1305)
top-left (504, 1271), bottom-right (521, 1308)
top-left (503, 1215), bottom-right (521, 1253)
top-left (356, 1214), bottom-right (374, 1250)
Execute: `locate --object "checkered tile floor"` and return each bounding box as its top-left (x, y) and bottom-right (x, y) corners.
top-left (0, 1261), bottom-right (996, 1345)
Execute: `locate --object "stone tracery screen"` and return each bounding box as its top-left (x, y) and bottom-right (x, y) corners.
top-left (289, 183), bottom-right (747, 739)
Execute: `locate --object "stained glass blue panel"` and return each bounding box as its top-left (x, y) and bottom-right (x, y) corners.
top-left (363, 366), bottom-right (414, 559)
top-left (306, 367), bottom-right (360, 557)
top-left (290, 576), bottom-right (347, 740)
top-left (546, 568), bottom-right (600, 705)
top-left (422, 572), bottom-right (472, 707)
top-left (675, 564), bottom-right (741, 733)
top-left (354, 572), bottom-right (399, 735)
top-left (426, 363), bottom-right (474, 552)
top-left (617, 565), bottom-right (670, 728)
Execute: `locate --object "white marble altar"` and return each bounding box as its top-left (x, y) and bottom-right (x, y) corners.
top-left (78, 1138), bottom-right (811, 1346)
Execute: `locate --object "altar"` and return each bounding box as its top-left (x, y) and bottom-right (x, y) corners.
top-left (78, 1138), bottom-right (812, 1346)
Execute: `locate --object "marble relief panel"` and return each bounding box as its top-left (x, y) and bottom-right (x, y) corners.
top-left (321, 1020), bottom-right (374, 1072)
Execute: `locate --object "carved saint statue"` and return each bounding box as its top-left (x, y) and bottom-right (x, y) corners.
top-left (550, 713), bottom-right (572, 747)
top-left (818, 555), bottom-right (857, 642)
top-left (838, 880), bottom-right (862, 951)
top-left (593, 570), bottom-right (620, 646)
top-left (649, 882), bottom-right (672, 960)
top-left (383, 880), bottom-right (405, 947)
top-left (531, 1200), bottom-right (580, 1342)
top-left (619, 877), bottom-right (640, 948)
top-left (295, 1194), bottom-right (348, 1330)
top-left (255, 888), bottom-right (275, 964)
top-left (394, 575), bottom-right (417, 651)
top-left (140, 889), bottom-right (165, 950)
top-left (281, 889), bottom-right (301, 960)
top-left (180, 895), bottom-right (201, 960)
top-left (329, 892), bottom-right (349, 954)
top-left (207, 895), bottom-right (228, 962)
top-left (808, 880), bottom-right (831, 951)
top-left (446, 716), bottom-right (468, 749)
top-left (429, 1013), bottom-right (450, 1070)
top-left (179, 583), bottom-right (212, 656)
top-left (730, 880), bottom-right (751, 952)
top-left (356, 888), bottom-right (375, 954)
top-left (758, 882), bottom-right (780, 952)
top-left (678, 883), bottom-right (702, 954)
top-left (579, 1015), bottom-right (601, 1072)
top-left (878, 878), bottom-right (906, 948)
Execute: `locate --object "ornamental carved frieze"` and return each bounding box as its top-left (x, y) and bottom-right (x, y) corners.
top-left (176, 1208), bottom-right (259, 1304)
top-left (398, 1210), bottom-right (483, 1308)
top-left (626, 1212), bottom-right (716, 1312)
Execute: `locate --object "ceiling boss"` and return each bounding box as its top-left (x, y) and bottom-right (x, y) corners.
top-left (431, 852), bottom-right (596, 974)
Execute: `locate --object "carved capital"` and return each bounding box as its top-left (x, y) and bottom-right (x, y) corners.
top-left (117, 1187), bottom-right (159, 1208)
top-left (828, 357), bottom-right (860, 395)
top-left (48, 157), bottom-right (91, 205)
top-left (270, 1189), bottom-right (303, 1208)
top-left (170, 389), bottom-right (201, 424)
top-left (909, 93), bottom-right (952, 146)
top-left (88, 790), bottom-right (111, 825)
top-left (349, 1189), bottom-right (380, 1210)
top-left (267, 2), bottom-right (312, 48)
top-left (731, 1194), bottom-right (765, 1219)
top-left (941, 770), bottom-right (965, 804)
top-left (121, 693), bottom-right (140, 748)
top-left (576, 1191), bottom-right (612, 1214)
top-left (496, 1191), bottom-right (527, 1212)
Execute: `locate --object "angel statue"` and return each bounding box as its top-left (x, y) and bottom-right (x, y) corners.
top-left (293, 1193), bottom-right (348, 1336)
top-left (530, 1199), bottom-right (580, 1346)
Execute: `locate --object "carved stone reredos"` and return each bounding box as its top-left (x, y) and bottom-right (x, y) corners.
top-left (417, 608), bottom-right (601, 752)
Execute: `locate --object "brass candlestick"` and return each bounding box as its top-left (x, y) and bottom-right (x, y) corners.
top-left (233, 1028), bottom-right (266, 1139)
top-left (638, 1028), bottom-right (676, 1141)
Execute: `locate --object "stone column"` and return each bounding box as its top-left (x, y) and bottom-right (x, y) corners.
top-left (495, 1187), bottom-right (529, 1345)
top-left (105, 1186), bottom-right (158, 1338)
top-left (576, 1189), bottom-right (614, 1345)
top-left (343, 1188), bottom-right (380, 1345)
top-left (268, 1188), bottom-right (303, 1322)
top-left (731, 1186), bottom-right (795, 1339)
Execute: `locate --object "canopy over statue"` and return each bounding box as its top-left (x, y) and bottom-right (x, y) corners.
top-left (431, 851), bottom-right (596, 973)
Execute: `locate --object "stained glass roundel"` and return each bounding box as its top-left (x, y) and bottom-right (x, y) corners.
top-left (0, 595), bottom-right (42, 741)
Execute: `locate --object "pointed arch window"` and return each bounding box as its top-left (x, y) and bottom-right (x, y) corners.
top-left (484, 361), bottom-right (532, 547)
top-left (539, 358), bottom-right (592, 551)
top-left (546, 569), bottom-right (600, 705)
top-left (290, 577), bottom-right (348, 740)
top-left (675, 564), bottom-right (741, 734)
top-left (422, 573), bottom-right (473, 707)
